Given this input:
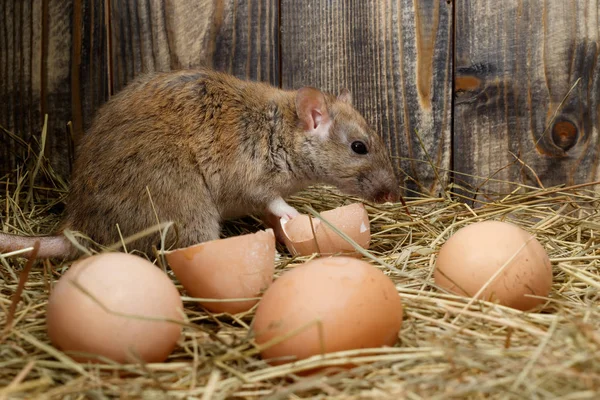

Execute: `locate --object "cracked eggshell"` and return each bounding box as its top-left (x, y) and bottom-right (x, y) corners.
top-left (165, 229), bottom-right (276, 314)
top-left (434, 220), bottom-right (552, 311)
top-left (278, 203), bottom-right (371, 257)
top-left (47, 253), bottom-right (183, 364)
top-left (252, 256), bottom-right (403, 366)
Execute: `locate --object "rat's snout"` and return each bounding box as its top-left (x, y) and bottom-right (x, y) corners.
top-left (370, 172), bottom-right (401, 203)
top-left (373, 188), bottom-right (400, 204)
top-left (370, 167), bottom-right (401, 204)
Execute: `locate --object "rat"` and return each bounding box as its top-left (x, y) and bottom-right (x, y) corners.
top-left (0, 68), bottom-right (399, 259)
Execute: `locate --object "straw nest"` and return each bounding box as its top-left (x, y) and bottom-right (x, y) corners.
top-left (1, 127), bottom-right (600, 400)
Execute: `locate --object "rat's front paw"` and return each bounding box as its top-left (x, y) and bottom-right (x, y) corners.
top-left (265, 198), bottom-right (300, 244)
top-left (267, 198), bottom-right (299, 221)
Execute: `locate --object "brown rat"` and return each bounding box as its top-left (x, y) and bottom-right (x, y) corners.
top-left (0, 68), bottom-right (399, 259)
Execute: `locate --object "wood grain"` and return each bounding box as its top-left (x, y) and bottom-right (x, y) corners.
top-left (454, 0), bottom-right (600, 198)
top-left (109, 0), bottom-right (280, 93)
top-left (71, 0), bottom-right (109, 141)
top-left (0, 0), bottom-right (77, 178)
top-left (2, 0), bottom-right (278, 176)
top-left (280, 0), bottom-right (454, 196)
top-left (5, 0), bottom-right (600, 201)
top-left (0, 0), bottom-right (40, 173)
top-left (42, 0), bottom-right (77, 177)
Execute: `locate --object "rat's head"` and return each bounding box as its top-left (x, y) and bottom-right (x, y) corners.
top-left (294, 87), bottom-right (400, 203)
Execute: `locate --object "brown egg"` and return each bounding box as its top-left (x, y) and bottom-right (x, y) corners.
top-left (252, 257), bottom-right (403, 365)
top-left (47, 252), bottom-right (183, 364)
top-left (277, 203), bottom-right (370, 257)
top-left (165, 229), bottom-right (275, 314)
top-left (434, 220), bottom-right (552, 311)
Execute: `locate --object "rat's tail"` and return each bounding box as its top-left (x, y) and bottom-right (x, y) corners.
top-left (0, 232), bottom-right (76, 259)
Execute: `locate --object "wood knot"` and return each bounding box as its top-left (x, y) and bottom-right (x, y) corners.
top-left (551, 120), bottom-right (578, 152)
top-left (454, 76), bottom-right (482, 92)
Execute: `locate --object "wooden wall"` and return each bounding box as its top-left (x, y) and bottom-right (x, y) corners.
top-left (454, 0), bottom-right (600, 195)
top-left (1, 0), bottom-right (598, 200)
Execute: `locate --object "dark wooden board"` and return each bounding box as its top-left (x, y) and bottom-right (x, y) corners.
top-left (0, 0), bottom-right (42, 174)
top-left (41, 0), bottom-right (76, 177)
top-left (280, 0), bottom-right (454, 196)
top-left (454, 0), bottom-right (600, 198)
top-left (71, 0), bottom-right (110, 141)
top-left (0, 0), bottom-right (106, 178)
top-left (109, 0), bottom-right (280, 93)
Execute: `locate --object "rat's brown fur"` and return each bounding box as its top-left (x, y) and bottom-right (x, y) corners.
top-left (0, 68), bottom-right (399, 259)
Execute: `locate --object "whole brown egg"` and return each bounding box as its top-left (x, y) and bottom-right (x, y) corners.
top-left (434, 220), bottom-right (552, 311)
top-left (252, 257), bottom-right (403, 366)
top-left (46, 252), bottom-right (184, 363)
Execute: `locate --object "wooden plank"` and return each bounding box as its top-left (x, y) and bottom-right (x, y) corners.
top-left (109, 0), bottom-right (280, 94)
top-left (0, 0), bottom-right (76, 178)
top-left (211, 0), bottom-right (279, 84)
top-left (71, 0), bottom-right (109, 141)
top-left (0, 0), bottom-right (128, 177)
top-left (0, 0), bottom-right (38, 173)
top-left (41, 0), bottom-right (76, 177)
top-left (454, 0), bottom-right (600, 198)
top-left (280, 0), bottom-right (454, 196)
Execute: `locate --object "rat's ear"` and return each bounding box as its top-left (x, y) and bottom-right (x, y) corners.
top-left (337, 88), bottom-right (352, 104)
top-left (296, 87), bottom-right (330, 138)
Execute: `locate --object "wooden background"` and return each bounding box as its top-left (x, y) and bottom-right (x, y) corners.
top-left (1, 0), bottom-right (598, 200)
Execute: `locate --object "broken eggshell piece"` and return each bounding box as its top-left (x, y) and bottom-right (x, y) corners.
top-left (280, 203), bottom-right (371, 257)
top-left (165, 229), bottom-right (276, 314)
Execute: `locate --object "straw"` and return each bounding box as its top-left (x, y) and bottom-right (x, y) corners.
top-left (1, 122), bottom-right (599, 399)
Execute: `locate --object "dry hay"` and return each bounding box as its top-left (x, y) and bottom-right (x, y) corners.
top-left (1, 129), bottom-right (600, 400)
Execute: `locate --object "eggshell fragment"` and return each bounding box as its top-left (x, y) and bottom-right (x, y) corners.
top-left (278, 203), bottom-right (370, 257)
top-left (252, 257), bottom-right (403, 365)
top-left (165, 229), bottom-right (276, 314)
top-left (46, 252), bottom-right (183, 364)
top-left (434, 220), bottom-right (552, 311)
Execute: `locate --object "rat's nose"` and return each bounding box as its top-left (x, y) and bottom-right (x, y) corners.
top-left (374, 189), bottom-right (400, 204)
top-left (383, 192), bottom-right (398, 203)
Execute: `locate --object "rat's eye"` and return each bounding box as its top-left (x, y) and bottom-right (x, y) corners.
top-left (351, 141), bottom-right (368, 155)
